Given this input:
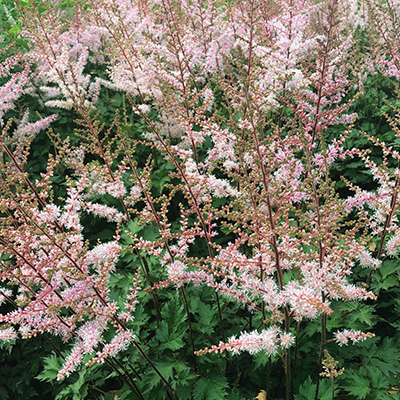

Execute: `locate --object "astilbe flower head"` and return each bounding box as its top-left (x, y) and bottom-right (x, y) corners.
top-left (334, 330), bottom-right (375, 346)
top-left (0, 131), bottom-right (141, 376)
top-left (195, 328), bottom-right (294, 356)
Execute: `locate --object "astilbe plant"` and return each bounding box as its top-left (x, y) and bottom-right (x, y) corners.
top-left (0, 0), bottom-right (399, 399)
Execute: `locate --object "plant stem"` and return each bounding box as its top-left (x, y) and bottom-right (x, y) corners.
top-left (180, 286), bottom-right (197, 372)
top-left (315, 312), bottom-right (327, 400)
top-left (134, 340), bottom-right (178, 400)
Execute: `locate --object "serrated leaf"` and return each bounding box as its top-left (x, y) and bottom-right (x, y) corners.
top-left (193, 376), bottom-right (228, 400)
top-left (36, 355), bottom-right (63, 382)
top-left (161, 292), bottom-right (186, 328)
top-left (156, 320), bottom-right (186, 351)
top-left (371, 260), bottom-right (400, 295)
top-left (142, 222), bottom-right (159, 241)
top-left (193, 302), bottom-right (216, 335)
top-left (142, 360), bottom-right (175, 394)
top-left (295, 376), bottom-right (331, 400)
top-left (69, 370), bottom-right (89, 398)
top-left (345, 375), bottom-right (371, 399)
top-left (294, 376), bottom-right (315, 400)
top-left (125, 218), bottom-right (143, 236)
top-left (368, 367), bottom-right (390, 391)
top-left (170, 360), bottom-right (197, 387)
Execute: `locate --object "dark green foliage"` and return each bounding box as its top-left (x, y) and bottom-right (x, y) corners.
top-left (193, 375), bottom-right (229, 400)
top-left (0, 337), bottom-right (57, 399)
top-left (294, 377), bottom-right (332, 400)
top-left (329, 73), bottom-right (400, 195)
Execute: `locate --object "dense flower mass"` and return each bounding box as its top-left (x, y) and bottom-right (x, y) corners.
top-left (0, 0), bottom-right (399, 398)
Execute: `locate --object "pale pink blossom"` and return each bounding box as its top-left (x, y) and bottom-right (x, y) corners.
top-left (0, 327), bottom-right (17, 342)
top-left (78, 320), bottom-right (104, 353)
top-left (356, 248), bottom-right (381, 269)
top-left (196, 328), bottom-right (288, 356)
top-left (167, 260), bottom-right (187, 284)
top-left (279, 333), bottom-right (294, 349)
top-left (13, 110), bottom-right (57, 143)
top-left (335, 330), bottom-right (375, 346)
top-left (87, 330), bottom-right (135, 365)
top-left (0, 0), bottom-right (388, 382)
top-left (37, 204), bottom-right (61, 224)
top-left (106, 180), bottom-right (126, 198)
top-left (0, 63), bottom-right (31, 118)
top-left (86, 242), bottom-right (121, 269)
top-left (57, 344), bottom-right (84, 380)
top-left (83, 202), bottom-right (125, 223)
top-left (386, 233), bottom-right (400, 256)
top-left (129, 185), bottom-right (142, 205)
top-left (207, 176), bottom-right (238, 198)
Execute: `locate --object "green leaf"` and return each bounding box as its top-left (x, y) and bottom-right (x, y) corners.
top-left (345, 374), bottom-right (371, 399)
top-left (16, 38), bottom-right (29, 50)
top-left (125, 218), bottom-right (143, 236)
top-left (36, 355), bottom-right (63, 383)
top-left (192, 301), bottom-right (216, 335)
top-left (0, 385), bottom-right (9, 400)
top-left (170, 360), bottom-right (196, 388)
top-left (142, 360), bottom-right (175, 392)
top-left (8, 24), bottom-right (20, 34)
top-left (295, 376), bottom-right (332, 400)
top-left (154, 293), bottom-right (187, 350)
top-left (356, 337), bottom-right (400, 378)
top-left (70, 372), bottom-right (89, 399)
top-left (161, 292), bottom-right (186, 328)
top-left (371, 259), bottom-right (400, 294)
top-left (156, 320), bottom-right (186, 351)
top-left (193, 376), bottom-right (229, 400)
